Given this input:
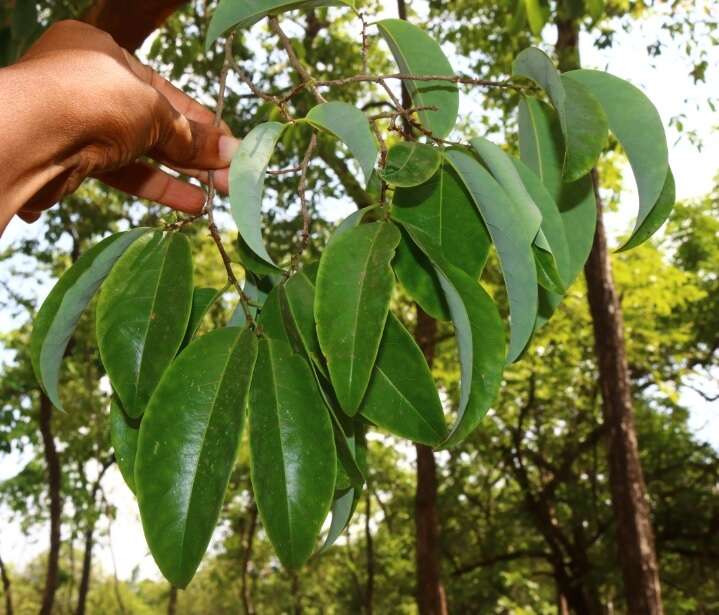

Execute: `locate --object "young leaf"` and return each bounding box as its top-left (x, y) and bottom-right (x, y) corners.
top-left (512, 48), bottom-right (608, 182)
top-left (315, 222), bottom-right (401, 414)
top-left (306, 102), bottom-right (378, 182)
top-left (249, 338), bottom-right (336, 569)
top-left (96, 232), bottom-right (194, 418)
top-left (376, 19), bottom-right (459, 139)
top-left (399, 228), bottom-right (505, 448)
top-left (563, 69), bottom-right (671, 249)
top-left (380, 142), bottom-right (442, 188)
top-left (110, 398), bottom-right (139, 494)
top-left (135, 327), bottom-right (258, 588)
top-left (181, 287), bottom-right (221, 350)
top-left (229, 121), bottom-right (287, 269)
top-left (360, 314), bottom-right (447, 446)
top-left (391, 161), bottom-right (490, 320)
top-left (30, 227), bottom-right (150, 410)
top-left (444, 149), bottom-right (538, 363)
top-left (206, 0), bottom-right (355, 50)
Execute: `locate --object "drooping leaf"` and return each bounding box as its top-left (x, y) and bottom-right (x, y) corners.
top-left (249, 338), bottom-right (336, 569)
top-left (135, 327), bottom-right (258, 588)
top-left (523, 0), bottom-right (549, 36)
top-left (110, 398), bottom-right (139, 494)
top-left (391, 161), bottom-right (490, 320)
top-left (321, 488), bottom-right (359, 551)
top-left (206, 0), bottom-right (355, 50)
top-left (96, 232), bottom-right (194, 418)
top-left (306, 102), bottom-right (378, 182)
top-left (360, 314), bottom-right (446, 446)
top-left (563, 69), bottom-right (671, 249)
top-left (619, 168), bottom-right (675, 252)
top-left (376, 19), bottom-right (459, 139)
top-left (181, 287), bottom-right (221, 350)
top-left (237, 234), bottom-right (284, 277)
top-left (512, 48), bottom-right (608, 181)
top-left (30, 228), bottom-right (150, 410)
top-left (380, 142), bottom-right (442, 188)
top-left (229, 121), bottom-right (287, 268)
top-left (315, 222), bottom-right (401, 413)
top-left (444, 149), bottom-right (538, 363)
top-left (518, 97), bottom-right (563, 197)
top-left (398, 228), bottom-right (505, 448)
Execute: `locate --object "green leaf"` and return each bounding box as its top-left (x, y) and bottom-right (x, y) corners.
top-left (237, 234), bottom-right (284, 277)
top-left (315, 222), bottom-right (401, 413)
top-left (391, 161), bottom-right (490, 320)
top-left (249, 338), bottom-right (336, 569)
top-left (206, 0), bottom-right (355, 50)
top-left (96, 232), bottom-right (194, 418)
top-left (518, 97), bottom-right (563, 198)
top-left (360, 314), bottom-right (446, 446)
top-left (618, 168), bottom-right (675, 252)
top-left (376, 19), bottom-right (459, 139)
top-left (563, 69), bottom-right (671, 249)
top-left (512, 48), bottom-right (608, 181)
top-left (229, 273), bottom-right (275, 328)
top-left (399, 228), bottom-right (505, 448)
top-left (523, 0), bottom-right (549, 36)
top-left (533, 242), bottom-right (565, 294)
top-left (135, 327), bottom-right (258, 588)
top-left (30, 228), bottom-right (150, 410)
top-left (333, 206), bottom-right (380, 240)
top-left (229, 122), bottom-right (287, 268)
top-left (110, 398), bottom-right (140, 494)
top-left (445, 149), bottom-right (538, 363)
top-left (306, 102), bottom-right (378, 182)
top-left (181, 288), bottom-right (221, 350)
top-left (321, 488), bottom-right (359, 551)
top-left (585, 0), bottom-right (605, 20)
top-left (380, 142), bottom-right (442, 188)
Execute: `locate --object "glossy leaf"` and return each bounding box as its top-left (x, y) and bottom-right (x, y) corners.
top-left (512, 48), bottom-right (608, 182)
top-left (399, 228), bottom-right (505, 448)
top-left (96, 232), bottom-right (193, 418)
top-left (110, 398), bottom-right (139, 494)
top-left (181, 287), bottom-right (221, 349)
top-left (445, 149), bottom-right (538, 363)
top-left (377, 19), bottom-right (459, 139)
top-left (380, 142), bottom-right (442, 188)
top-left (229, 121), bottom-right (287, 268)
top-left (30, 228), bottom-right (150, 410)
top-left (619, 168), bottom-right (675, 252)
top-left (564, 69), bottom-right (671, 249)
top-left (306, 102), bottom-right (378, 182)
top-left (391, 161), bottom-right (490, 320)
top-left (249, 338), bottom-right (336, 569)
top-left (315, 222), bottom-right (401, 413)
top-left (360, 314), bottom-right (446, 446)
top-left (206, 0), bottom-right (355, 50)
top-left (135, 327), bottom-right (258, 588)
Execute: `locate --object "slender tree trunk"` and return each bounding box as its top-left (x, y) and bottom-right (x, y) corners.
top-left (240, 503), bottom-right (258, 615)
top-left (38, 392), bottom-right (62, 615)
top-left (413, 309), bottom-right (448, 615)
top-left (364, 490), bottom-right (374, 615)
top-left (167, 586), bottom-right (177, 615)
top-left (74, 526), bottom-right (95, 615)
top-left (554, 18), bottom-right (663, 615)
top-left (0, 549), bottom-right (13, 615)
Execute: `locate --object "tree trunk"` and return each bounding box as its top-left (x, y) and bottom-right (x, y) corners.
top-left (0, 549), bottom-right (13, 615)
top-left (364, 489), bottom-right (374, 615)
top-left (38, 392), bottom-right (62, 615)
top-left (240, 503), bottom-right (258, 615)
top-left (74, 525), bottom-right (95, 615)
top-left (413, 309), bottom-right (448, 615)
top-left (167, 586), bottom-right (177, 615)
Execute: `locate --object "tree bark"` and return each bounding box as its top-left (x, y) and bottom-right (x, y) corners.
top-left (0, 549), bottom-right (13, 615)
top-left (413, 309), bottom-right (448, 615)
top-left (364, 490), bottom-right (374, 615)
top-left (81, 0), bottom-right (187, 52)
top-left (240, 503), bottom-right (258, 615)
top-left (38, 392), bottom-right (62, 615)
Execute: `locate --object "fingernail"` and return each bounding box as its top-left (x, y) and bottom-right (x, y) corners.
top-left (219, 136), bottom-right (240, 163)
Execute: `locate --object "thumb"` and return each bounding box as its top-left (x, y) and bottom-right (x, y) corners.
top-left (151, 97), bottom-right (240, 169)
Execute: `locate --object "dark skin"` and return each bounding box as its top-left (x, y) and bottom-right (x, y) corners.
top-left (0, 20), bottom-right (240, 235)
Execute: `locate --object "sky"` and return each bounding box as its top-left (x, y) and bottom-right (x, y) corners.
top-left (0, 1), bottom-right (717, 583)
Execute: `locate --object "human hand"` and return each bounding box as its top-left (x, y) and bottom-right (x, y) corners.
top-left (1, 20), bottom-right (239, 229)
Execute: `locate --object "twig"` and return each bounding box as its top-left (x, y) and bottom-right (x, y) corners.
top-left (314, 72), bottom-right (522, 89)
top-left (289, 132), bottom-right (318, 274)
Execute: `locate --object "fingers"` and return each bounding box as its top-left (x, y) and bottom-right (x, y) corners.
top-left (18, 210), bottom-right (42, 223)
top-left (97, 162), bottom-right (207, 214)
top-left (122, 50), bottom-right (232, 133)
